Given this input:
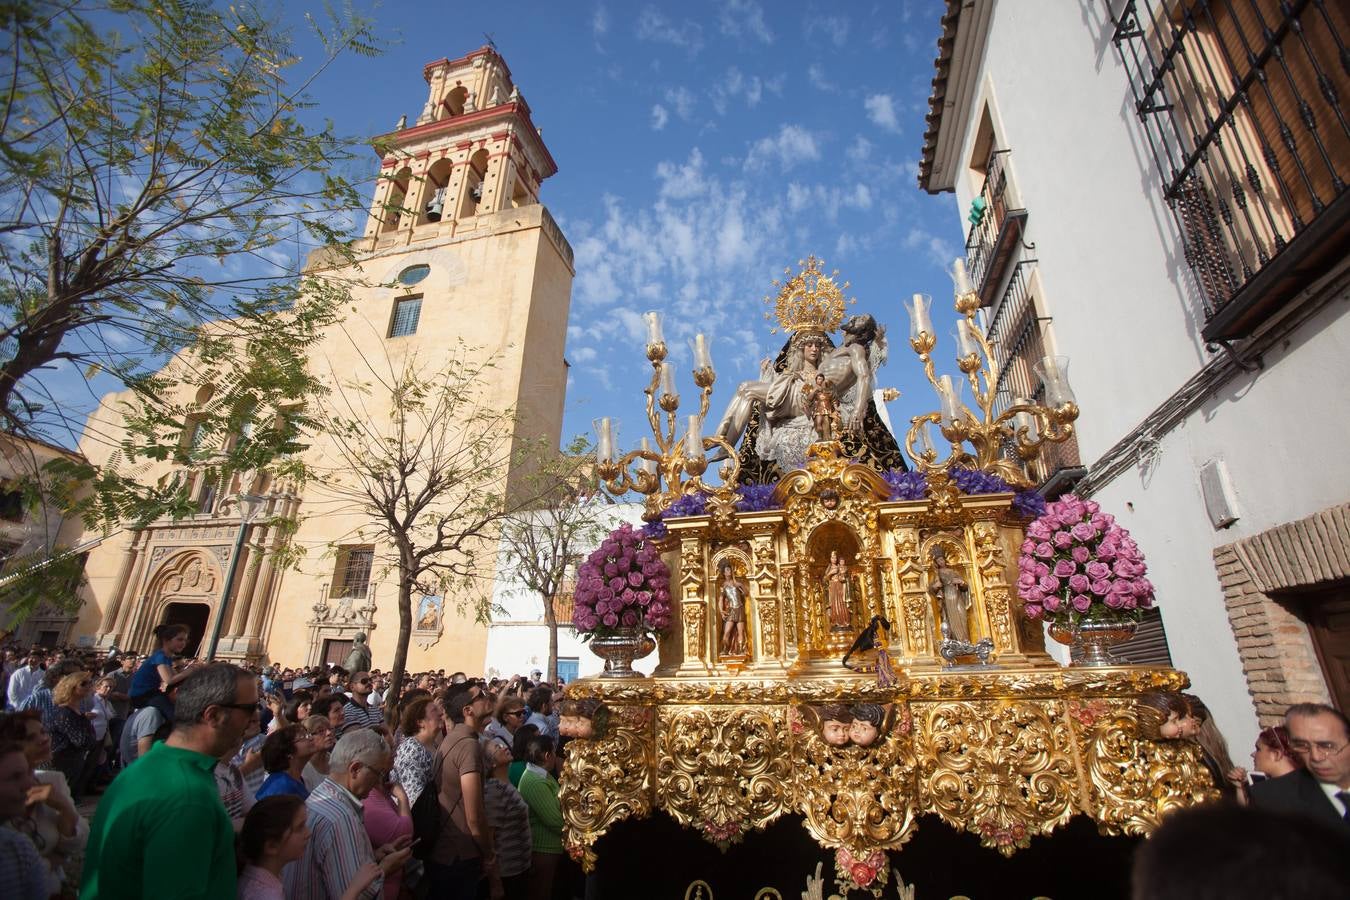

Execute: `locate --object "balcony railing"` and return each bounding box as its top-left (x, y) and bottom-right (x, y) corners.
top-left (1110, 0), bottom-right (1350, 341)
top-left (964, 149), bottom-right (1029, 306)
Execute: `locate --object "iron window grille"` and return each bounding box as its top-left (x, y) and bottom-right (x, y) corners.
top-left (334, 547), bottom-right (374, 599)
top-left (1109, 0), bottom-right (1349, 341)
top-left (389, 296), bottom-right (423, 338)
top-left (964, 148), bottom-right (1029, 305)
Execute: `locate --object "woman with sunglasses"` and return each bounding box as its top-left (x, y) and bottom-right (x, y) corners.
top-left (485, 695), bottom-right (527, 750)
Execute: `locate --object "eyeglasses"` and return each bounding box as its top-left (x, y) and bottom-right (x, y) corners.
top-left (506, 709), bottom-right (527, 718)
top-left (215, 702), bottom-right (259, 714)
top-left (1289, 739), bottom-right (1349, 759)
top-left (355, 678), bottom-right (372, 685)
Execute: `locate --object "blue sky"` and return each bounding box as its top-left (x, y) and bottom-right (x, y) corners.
top-left (49, 1), bottom-right (972, 470)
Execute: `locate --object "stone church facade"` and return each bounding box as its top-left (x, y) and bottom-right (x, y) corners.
top-left (62, 47), bottom-right (574, 672)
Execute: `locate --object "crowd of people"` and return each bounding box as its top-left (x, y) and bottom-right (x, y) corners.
top-left (1, 634), bottom-right (1347, 899)
top-left (0, 636), bottom-right (575, 899)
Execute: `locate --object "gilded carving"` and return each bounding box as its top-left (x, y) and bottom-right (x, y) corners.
top-left (656, 706), bottom-right (792, 847)
top-left (913, 700), bottom-right (1078, 855)
top-left (560, 705), bottom-right (654, 870)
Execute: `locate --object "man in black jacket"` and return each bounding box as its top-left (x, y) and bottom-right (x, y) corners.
top-left (1250, 702), bottom-right (1350, 832)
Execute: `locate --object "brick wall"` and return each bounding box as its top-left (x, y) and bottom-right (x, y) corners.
top-left (1214, 503), bottom-right (1349, 726)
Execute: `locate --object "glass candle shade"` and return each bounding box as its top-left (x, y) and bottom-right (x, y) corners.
top-left (950, 257), bottom-right (974, 295)
top-left (684, 414), bottom-right (703, 462)
top-left (638, 437), bottom-right (657, 475)
top-left (906, 293), bottom-right (934, 342)
top-left (643, 310), bottom-right (665, 349)
top-left (593, 417), bottom-right (617, 464)
top-left (1034, 356), bottom-right (1076, 407)
top-left (691, 333), bottom-right (713, 371)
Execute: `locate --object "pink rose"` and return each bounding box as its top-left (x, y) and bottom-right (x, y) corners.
top-left (1053, 531), bottom-right (1074, 550)
top-left (620, 610), bottom-right (640, 627)
top-left (1103, 593), bottom-right (1124, 609)
top-left (1033, 561), bottom-right (1050, 578)
top-left (1090, 580), bottom-right (1111, 596)
top-left (1071, 522), bottom-right (1097, 542)
top-left (1133, 578), bottom-right (1154, 597)
top-left (1024, 603), bottom-right (1043, 619)
top-left (602, 613), bottom-right (619, 627)
top-left (1038, 574), bottom-right (1061, 593)
top-left (1017, 571), bottom-right (1038, 590)
top-left (609, 577), bottom-right (625, 593)
top-left (1026, 520), bottom-right (1052, 540)
top-left (1053, 560), bottom-right (1076, 578)
top-left (1043, 593), bottom-right (1061, 612)
top-left (1071, 594), bottom-right (1092, 612)
top-left (1085, 561), bottom-right (1111, 581)
top-left (1034, 542), bottom-right (1054, 559)
top-left (1071, 546), bottom-right (1091, 564)
top-left (1068, 574), bottom-right (1090, 593)
top-left (850, 864), bottom-right (877, 887)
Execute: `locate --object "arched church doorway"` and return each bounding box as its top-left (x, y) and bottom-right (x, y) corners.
top-left (161, 602), bottom-right (210, 658)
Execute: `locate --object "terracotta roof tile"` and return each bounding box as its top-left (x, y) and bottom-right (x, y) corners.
top-left (917, 1), bottom-right (965, 193)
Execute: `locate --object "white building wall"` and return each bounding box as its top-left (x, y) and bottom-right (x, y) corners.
top-left (484, 502), bottom-right (655, 681)
top-left (939, 2), bottom-right (1350, 757)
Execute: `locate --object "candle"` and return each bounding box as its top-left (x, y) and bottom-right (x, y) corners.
top-left (692, 333), bottom-right (712, 370)
top-left (593, 417), bottom-right (614, 463)
top-left (905, 293), bottom-right (933, 341)
top-left (1013, 397), bottom-right (1039, 441)
top-left (659, 362), bottom-right (678, 399)
top-left (916, 421), bottom-right (934, 456)
top-left (643, 310), bottom-right (664, 348)
top-left (951, 258), bottom-right (974, 295)
top-left (1034, 356), bottom-right (1075, 407)
top-left (638, 437), bottom-right (656, 475)
top-left (685, 414), bottom-right (704, 462)
top-left (955, 319), bottom-right (979, 357)
top-left (937, 375), bottom-right (963, 424)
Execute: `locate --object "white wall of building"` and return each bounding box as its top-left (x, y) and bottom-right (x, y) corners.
top-left (484, 501), bottom-right (655, 681)
top-left (939, 2), bottom-right (1350, 757)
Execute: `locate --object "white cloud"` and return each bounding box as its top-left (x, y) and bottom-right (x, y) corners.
top-left (655, 148), bottom-right (706, 200)
top-left (807, 64), bottom-right (835, 92)
top-left (864, 94), bottom-right (902, 134)
top-left (571, 346), bottom-right (598, 363)
top-left (805, 15), bottom-right (849, 47)
top-left (710, 67), bottom-right (764, 115)
top-left (904, 227), bottom-right (957, 269)
top-left (719, 0), bottom-right (773, 44)
top-left (847, 137), bottom-right (874, 162)
top-left (636, 7), bottom-right (703, 52)
top-left (592, 4), bottom-right (608, 38)
top-left (842, 184), bottom-right (873, 210)
top-left (744, 124), bottom-right (820, 172)
top-left (650, 104), bottom-right (669, 131)
top-left (665, 86), bottom-right (696, 121)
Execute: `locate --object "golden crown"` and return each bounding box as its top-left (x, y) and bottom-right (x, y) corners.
top-left (763, 255), bottom-right (854, 335)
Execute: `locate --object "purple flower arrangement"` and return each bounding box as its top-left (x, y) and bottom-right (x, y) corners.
top-left (1015, 494), bottom-right (1155, 623)
top-left (572, 522), bottom-right (673, 637)
top-left (735, 482), bottom-right (780, 512)
top-left (883, 469), bottom-right (928, 501)
top-left (663, 492), bottom-right (709, 518)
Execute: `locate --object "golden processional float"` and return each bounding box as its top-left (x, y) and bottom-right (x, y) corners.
top-left (558, 257), bottom-right (1215, 896)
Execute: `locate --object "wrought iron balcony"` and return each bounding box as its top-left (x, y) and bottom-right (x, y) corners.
top-left (1110, 0), bottom-right (1349, 342)
top-left (964, 149), bottom-right (1029, 307)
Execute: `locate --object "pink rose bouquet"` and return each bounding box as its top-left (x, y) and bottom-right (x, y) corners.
top-left (1016, 494), bottom-right (1154, 625)
top-left (572, 522), bottom-right (673, 638)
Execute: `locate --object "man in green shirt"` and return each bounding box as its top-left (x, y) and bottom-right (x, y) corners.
top-left (80, 663), bottom-right (258, 899)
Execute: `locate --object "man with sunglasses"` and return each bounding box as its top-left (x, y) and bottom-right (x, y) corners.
top-left (340, 671), bottom-right (384, 737)
top-left (80, 663), bottom-right (258, 899)
top-left (1250, 702), bottom-right (1350, 832)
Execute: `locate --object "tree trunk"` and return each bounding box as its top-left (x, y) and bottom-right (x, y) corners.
top-left (387, 573), bottom-right (413, 705)
top-left (543, 590), bottom-right (559, 684)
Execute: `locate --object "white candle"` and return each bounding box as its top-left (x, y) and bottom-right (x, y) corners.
top-left (643, 310), bottom-right (664, 348)
top-left (593, 417), bottom-right (613, 463)
top-left (955, 319), bottom-right (979, 357)
top-left (952, 257), bottom-right (974, 295)
top-left (692, 333), bottom-right (712, 370)
top-left (638, 437), bottom-right (656, 475)
top-left (659, 362), bottom-right (677, 399)
top-left (916, 421), bottom-right (934, 455)
top-left (905, 293), bottom-right (933, 341)
top-left (684, 414), bottom-right (703, 462)
top-left (937, 375), bottom-right (962, 424)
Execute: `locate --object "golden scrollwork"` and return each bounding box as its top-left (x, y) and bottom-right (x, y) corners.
top-left (559, 705), bottom-right (654, 869)
top-left (656, 706), bottom-right (793, 847)
top-left (913, 699), bottom-right (1078, 855)
top-left (1079, 707), bottom-right (1220, 836)
top-left (792, 702), bottom-right (919, 855)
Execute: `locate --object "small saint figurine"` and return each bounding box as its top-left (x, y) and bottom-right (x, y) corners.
top-left (825, 550), bottom-right (852, 631)
top-left (717, 560), bottom-right (749, 657)
top-left (802, 373), bottom-right (842, 442)
top-left (928, 547), bottom-right (972, 644)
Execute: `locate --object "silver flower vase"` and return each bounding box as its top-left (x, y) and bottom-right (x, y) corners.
top-left (588, 627), bottom-right (656, 678)
top-left (1049, 614), bottom-right (1139, 667)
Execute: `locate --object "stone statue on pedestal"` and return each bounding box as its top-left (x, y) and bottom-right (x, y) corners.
top-left (343, 632), bottom-right (372, 673)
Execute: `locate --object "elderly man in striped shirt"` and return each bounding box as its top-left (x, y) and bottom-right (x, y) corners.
top-left (283, 728), bottom-right (413, 900)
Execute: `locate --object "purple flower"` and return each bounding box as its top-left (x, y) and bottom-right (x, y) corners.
top-left (1038, 574), bottom-right (1061, 593)
top-left (1071, 594), bottom-right (1092, 612)
top-left (1034, 542), bottom-right (1054, 559)
top-left (664, 493), bottom-right (709, 518)
top-left (1013, 489), bottom-right (1048, 519)
top-left (641, 519), bottom-right (668, 539)
top-left (949, 467), bottom-right (1011, 495)
top-left (1043, 594), bottom-right (1062, 612)
top-left (1071, 546), bottom-right (1091, 564)
top-left (1024, 603), bottom-right (1043, 619)
top-left (735, 482), bottom-right (781, 512)
top-left (602, 613), bottom-right (619, 627)
top-left (883, 469), bottom-right (928, 501)
top-left (1090, 579), bottom-right (1111, 596)
top-left (1070, 522), bottom-right (1097, 542)
top-left (1052, 560), bottom-right (1076, 578)
top-left (1068, 574), bottom-right (1090, 593)
top-left (1085, 561), bottom-right (1111, 581)
top-left (1103, 593), bottom-right (1124, 609)
top-left (1052, 531), bottom-right (1074, 550)
top-left (620, 610), bottom-right (640, 627)
top-left (627, 571), bottom-right (644, 587)
top-left (1026, 520), bottom-right (1052, 541)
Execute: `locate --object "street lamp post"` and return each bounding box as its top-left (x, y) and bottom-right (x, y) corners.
top-left (204, 492), bottom-right (268, 662)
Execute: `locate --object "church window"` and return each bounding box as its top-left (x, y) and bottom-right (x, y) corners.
top-left (389, 296), bottom-right (423, 338)
top-left (397, 264), bottom-right (430, 286)
top-left (333, 546), bottom-right (374, 598)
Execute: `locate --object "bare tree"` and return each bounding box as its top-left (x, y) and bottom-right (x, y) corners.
top-left (498, 440), bottom-right (612, 683)
top-left (309, 342), bottom-right (562, 701)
